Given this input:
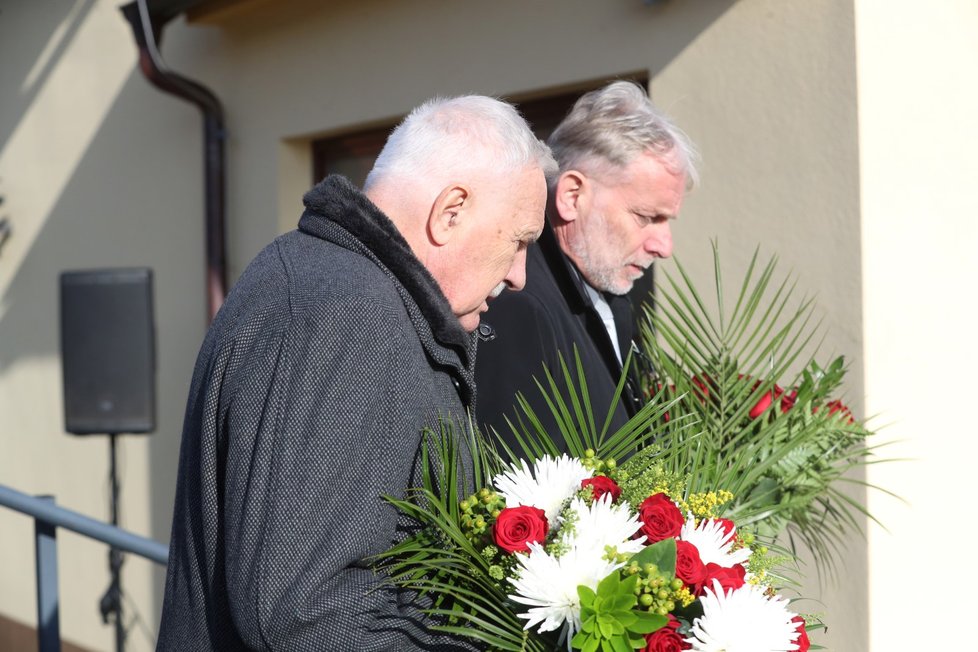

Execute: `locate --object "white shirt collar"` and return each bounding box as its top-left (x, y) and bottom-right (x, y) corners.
top-left (581, 280), bottom-right (622, 363)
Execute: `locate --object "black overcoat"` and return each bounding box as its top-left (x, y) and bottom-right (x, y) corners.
top-left (475, 222), bottom-right (641, 454)
top-left (158, 176), bottom-right (477, 651)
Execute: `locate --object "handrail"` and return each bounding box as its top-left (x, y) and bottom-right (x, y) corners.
top-left (0, 484), bottom-right (168, 564)
top-left (0, 483), bottom-right (169, 652)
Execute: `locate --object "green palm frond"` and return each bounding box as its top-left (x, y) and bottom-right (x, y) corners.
top-left (635, 242), bottom-right (893, 572)
top-left (497, 348), bottom-right (692, 466)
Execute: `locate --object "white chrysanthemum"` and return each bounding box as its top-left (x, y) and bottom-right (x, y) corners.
top-left (506, 495), bottom-right (644, 637)
top-left (561, 495), bottom-right (646, 554)
top-left (493, 455), bottom-right (590, 522)
top-left (685, 581), bottom-right (802, 652)
top-left (508, 543), bottom-right (619, 635)
top-left (680, 515), bottom-right (751, 567)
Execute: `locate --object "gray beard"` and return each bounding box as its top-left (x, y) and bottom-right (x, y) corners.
top-left (566, 239), bottom-right (634, 296)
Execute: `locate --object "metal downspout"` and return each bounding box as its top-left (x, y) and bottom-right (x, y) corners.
top-left (121, 0), bottom-right (227, 322)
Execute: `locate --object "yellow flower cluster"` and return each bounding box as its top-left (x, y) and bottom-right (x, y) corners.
top-left (674, 585), bottom-right (696, 608)
top-left (683, 490), bottom-right (734, 519)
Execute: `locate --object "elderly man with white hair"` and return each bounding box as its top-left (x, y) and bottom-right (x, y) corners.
top-left (157, 95), bottom-right (554, 651)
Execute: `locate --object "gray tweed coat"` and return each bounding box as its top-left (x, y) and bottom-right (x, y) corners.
top-left (157, 176), bottom-right (478, 651)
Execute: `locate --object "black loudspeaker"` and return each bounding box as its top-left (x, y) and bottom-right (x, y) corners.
top-left (60, 268), bottom-right (156, 435)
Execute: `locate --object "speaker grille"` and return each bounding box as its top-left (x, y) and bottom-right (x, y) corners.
top-left (60, 268), bottom-right (156, 435)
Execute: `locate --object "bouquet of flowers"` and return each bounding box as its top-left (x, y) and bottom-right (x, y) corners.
top-left (375, 417), bottom-right (817, 651)
top-left (375, 244), bottom-right (889, 648)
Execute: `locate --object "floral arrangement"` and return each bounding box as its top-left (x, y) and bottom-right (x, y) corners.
top-left (479, 451), bottom-right (812, 651)
top-left (373, 245), bottom-right (891, 649)
top-left (376, 420), bottom-right (817, 652)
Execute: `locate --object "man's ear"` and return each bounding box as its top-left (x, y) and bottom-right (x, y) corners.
top-left (428, 184), bottom-right (469, 246)
top-left (553, 170), bottom-right (588, 223)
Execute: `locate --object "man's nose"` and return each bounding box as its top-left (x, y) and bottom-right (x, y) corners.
top-left (505, 249), bottom-right (528, 291)
top-left (644, 224), bottom-right (673, 259)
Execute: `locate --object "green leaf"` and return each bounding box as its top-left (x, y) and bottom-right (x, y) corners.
top-left (579, 585), bottom-right (596, 609)
top-left (598, 618), bottom-right (614, 639)
top-left (614, 611), bottom-right (637, 627)
top-left (629, 538), bottom-right (677, 579)
top-left (597, 570), bottom-right (621, 597)
top-left (582, 634), bottom-right (601, 652)
top-left (609, 593), bottom-right (636, 612)
top-left (581, 614), bottom-right (597, 633)
top-left (609, 635), bottom-right (633, 652)
top-left (571, 628), bottom-right (590, 648)
top-left (630, 611), bottom-right (668, 634)
top-left (619, 573), bottom-right (639, 595)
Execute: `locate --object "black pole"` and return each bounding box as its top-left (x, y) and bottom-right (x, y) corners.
top-left (99, 434), bottom-right (125, 652)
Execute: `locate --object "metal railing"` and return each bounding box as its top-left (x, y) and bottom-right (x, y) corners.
top-left (0, 484), bottom-right (168, 652)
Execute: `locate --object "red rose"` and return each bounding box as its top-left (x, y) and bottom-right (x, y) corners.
top-left (674, 540), bottom-right (706, 589)
top-left (492, 505), bottom-right (548, 554)
top-left (643, 616), bottom-right (690, 651)
top-left (780, 389), bottom-right (797, 413)
top-left (698, 562), bottom-right (746, 596)
top-left (791, 616), bottom-right (811, 652)
top-left (826, 399), bottom-right (855, 424)
top-left (813, 399), bottom-right (855, 424)
top-left (648, 382), bottom-right (676, 400)
top-left (637, 493), bottom-right (684, 544)
top-left (748, 382), bottom-right (784, 419)
top-left (691, 374), bottom-right (712, 403)
top-left (581, 476), bottom-right (622, 503)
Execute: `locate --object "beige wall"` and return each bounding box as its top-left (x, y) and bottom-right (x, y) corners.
top-left (855, 1), bottom-right (978, 649)
top-left (4, 0), bottom-right (972, 649)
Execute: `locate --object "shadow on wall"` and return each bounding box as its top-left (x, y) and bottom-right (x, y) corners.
top-left (0, 0), bottom-right (96, 151)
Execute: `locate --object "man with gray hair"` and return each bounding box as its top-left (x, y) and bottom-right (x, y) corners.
top-left (158, 95), bottom-right (553, 650)
top-left (475, 81), bottom-right (697, 448)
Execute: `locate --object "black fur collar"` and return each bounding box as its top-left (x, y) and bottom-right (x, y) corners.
top-left (298, 175), bottom-right (474, 365)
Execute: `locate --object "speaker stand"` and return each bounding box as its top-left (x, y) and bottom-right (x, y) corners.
top-left (98, 433), bottom-right (126, 652)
